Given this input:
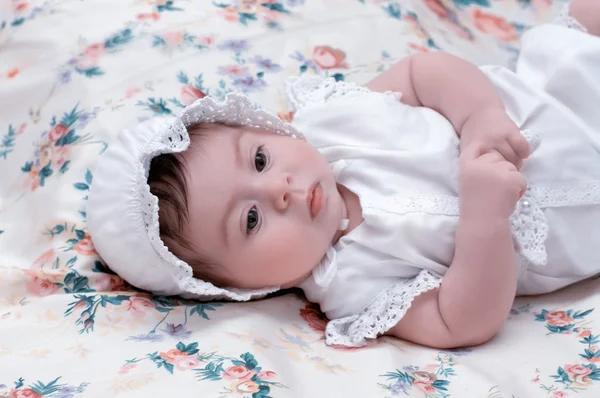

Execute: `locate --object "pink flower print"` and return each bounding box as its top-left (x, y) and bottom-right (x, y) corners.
top-left (163, 31), bottom-right (183, 45)
top-left (300, 303), bottom-right (327, 334)
top-left (223, 366), bottom-right (255, 381)
top-left (72, 300), bottom-right (88, 313)
top-left (277, 111), bottom-right (294, 123)
top-left (120, 295), bottom-right (155, 318)
top-left (217, 6), bottom-right (239, 22)
top-left (175, 355), bottom-right (200, 371)
top-left (553, 391), bottom-right (568, 398)
top-left (472, 9), bottom-right (519, 43)
top-left (545, 311), bottom-right (574, 327)
top-left (218, 64), bottom-right (249, 77)
top-left (84, 43), bottom-right (106, 58)
top-left (159, 349), bottom-right (187, 364)
top-left (39, 143), bottom-right (56, 167)
top-left (236, 381), bottom-right (260, 393)
top-left (125, 87), bottom-right (141, 99)
top-left (257, 370), bottom-right (276, 381)
top-left (408, 43), bottom-right (430, 53)
top-left (48, 123), bottom-right (69, 142)
top-left (13, 2), bottom-right (28, 13)
top-left (180, 85), bottom-right (206, 106)
top-left (261, 9), bottom-right (280, 23)
top-left (196, 35), bottom-right (215, 46)
top-left (96, 274), bottom-right (127, 292)
top-left (136, 12), bottom-right (161, 21)
top-left (74, 233), bottom-right (97, 256)
top-left (118, 363), bottom-right (137, 374)
top-left (412, 371), bottom-right (437, 383)
top-left (580, 330), bottom-right (592, 338)
top-left (423, 0), bottom-right (449, 18)
top-left (312, 46), bottom-right (347, 69)
top-left (10, 388), bottom-right (42, 398)
top-left (17, 122), bottom-right (26, 135)
top-left (7, 68), bottom-right (20, 79)
top-left (31, 249), bottom-right (55, 269)
top-left (239, 0), bottom-right (259, 14)
top-left (564, 364), bottom-right (593, 387)
top-left (76, 55), bottom-right (99, 70)
top-left (413, 381), bottom-right (435, 393)
top-left (56, 144), bottom-right (72, 163)
top-left (531, 0), bottom-right (552, 12)
top-left (26, 273), bottom-right (58, 297)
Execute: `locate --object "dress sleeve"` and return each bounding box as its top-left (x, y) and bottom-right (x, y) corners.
top-left (324, 270), bottom-right (441, 348)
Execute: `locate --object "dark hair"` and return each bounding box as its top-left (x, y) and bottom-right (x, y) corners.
top-left (147, 123), bottom-right (225, 285)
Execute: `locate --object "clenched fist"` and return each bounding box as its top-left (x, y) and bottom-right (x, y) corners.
top-left (459, 145), bottom-right (527, 221)
top-left (460, 107), bottom-right (531, 170)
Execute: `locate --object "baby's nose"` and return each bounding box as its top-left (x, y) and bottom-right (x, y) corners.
top-left (268, 173), bottom-right (292, 211)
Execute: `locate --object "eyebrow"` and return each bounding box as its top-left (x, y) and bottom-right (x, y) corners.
top-left (221, 132), bottom-right (245, 247)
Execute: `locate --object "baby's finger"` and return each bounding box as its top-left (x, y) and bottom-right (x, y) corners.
top-left (460, 142), bottom-right (484, 163)
top-left (497, 142), bottom-right (522, 169)
top-left (508, 132), bottom-right (531, 160)
top-left (512, 172), bottom-right (528, 199)
top-left (479, 149), bottom-right (505, 163)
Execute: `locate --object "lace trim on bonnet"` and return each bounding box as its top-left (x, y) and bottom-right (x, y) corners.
top-left (142, 94), bottom-right (304, 301)
top-left (88, 93), bottom-right (304, 301)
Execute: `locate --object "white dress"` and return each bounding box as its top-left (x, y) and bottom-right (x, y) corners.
top-left (286, 19), bottom-right (600, 347)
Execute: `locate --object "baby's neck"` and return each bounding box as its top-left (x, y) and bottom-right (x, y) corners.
top-left (332, 184), bottom-right (363, 244)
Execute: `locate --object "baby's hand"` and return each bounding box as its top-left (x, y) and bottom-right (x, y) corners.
top-left (460, 107), bottom-right (531, 170)
top-left (459, 145), bottom-right (527, 221)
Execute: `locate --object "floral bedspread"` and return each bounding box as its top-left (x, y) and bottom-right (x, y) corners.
top-left (2, 0), bottom-right (599, 397)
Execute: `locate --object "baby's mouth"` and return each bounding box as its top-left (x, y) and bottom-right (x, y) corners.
top-left (307, 182), bottom-right (324, 218)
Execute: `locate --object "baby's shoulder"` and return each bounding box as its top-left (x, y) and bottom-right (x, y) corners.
top-left (287, 76), bottom-right (456, 155)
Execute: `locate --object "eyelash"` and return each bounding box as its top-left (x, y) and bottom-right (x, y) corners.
top-left (254, 145), bottom-right (269, 172)
top-left (246, 206), bottom-right (260, 234)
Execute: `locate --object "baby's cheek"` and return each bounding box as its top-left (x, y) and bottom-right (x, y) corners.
top-left (258, 229), bottom-right (321, 279)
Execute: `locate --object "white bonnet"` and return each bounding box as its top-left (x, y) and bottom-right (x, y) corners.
top-left (87, 93), bottom-right (304, 301)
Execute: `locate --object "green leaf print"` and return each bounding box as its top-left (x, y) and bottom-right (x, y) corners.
top-left (21, 161), bottom-right (33, 172)
top-left (196, 361), bottom-right (225, 381)
top-left (252, 385), bottom-right (271, 398)
top-left (189, 303), bottom-right (223, 320)
top-left (241, 353), bottom-right (258, 370)
top-left (30, 377), bottom-right (64, 396)
top-left (104, 29), bottom-right (133, 51)
top-left (261, 3), bottom-right (289, 13)
top-left (60, 160), bottom-right (71, 174)
top-left (74, 67), bottom-right (105, 77)
top-left (0, 124), bottom-right (16, 159)
top-left (55, 130), bottom-right (81, 146)
top-left (177, 71), bottom-right (189, 84)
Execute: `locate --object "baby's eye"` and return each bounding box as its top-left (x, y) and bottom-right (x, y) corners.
top-left (246, 206), bottom-right (260, 233)
top-left (254, 145), bottom-right (268, 172)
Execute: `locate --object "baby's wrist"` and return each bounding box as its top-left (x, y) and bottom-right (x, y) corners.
top-left (459, 211), bottom-right (511, 231)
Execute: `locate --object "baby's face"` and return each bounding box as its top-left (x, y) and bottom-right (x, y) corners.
top-left (182, 125), bottom-right (345, 289)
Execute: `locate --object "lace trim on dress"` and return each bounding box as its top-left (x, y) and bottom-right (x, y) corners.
top-left (325, 270), bottom-right (441, 347)
top-left (554, 3), bottom-right (588, 33)
top-left (285, 75), bottom-right (388, 111)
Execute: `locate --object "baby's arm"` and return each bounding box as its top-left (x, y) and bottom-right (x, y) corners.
top-left (387, 147), bottom-right (526, 349)
top-left (367, 52), bottom-right (530, 168)
top-left (367, 52), bottom-right (501, 134)
top-left (367, 53), bottom-right (529, 348)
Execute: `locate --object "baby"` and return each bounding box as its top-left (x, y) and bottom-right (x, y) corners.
top-left (88, 0), bottom-right (600, 349)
